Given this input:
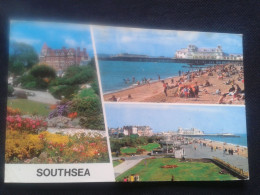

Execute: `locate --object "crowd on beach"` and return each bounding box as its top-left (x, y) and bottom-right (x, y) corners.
top-left (160, 63), bottom-right (245, 104)
top-left (107, 63), bottom-right (245, 104)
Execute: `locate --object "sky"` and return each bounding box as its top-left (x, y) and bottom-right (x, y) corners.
top-left (104, 103), bottom-right (247, 134)
top-left (93, 25), bottom-right (243, 57)
top-left (9, 20), bottom-right (94, 56)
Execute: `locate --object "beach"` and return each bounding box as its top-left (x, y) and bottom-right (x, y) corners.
top-left (103, 64), bottom-right (245, 105)
top-left (190, 138), bottom-right (248, 158)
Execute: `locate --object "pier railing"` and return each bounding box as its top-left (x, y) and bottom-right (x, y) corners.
top-left (212, 157), bottom-right (249, 179)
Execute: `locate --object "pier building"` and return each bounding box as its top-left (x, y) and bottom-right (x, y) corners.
top-left (175, 45), bottom-right (243, 60)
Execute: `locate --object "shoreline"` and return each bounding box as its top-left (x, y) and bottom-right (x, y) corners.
top-left (103, 63), bottom-right (245, 104)
top-left (191, 137), bottom-right (248, 158)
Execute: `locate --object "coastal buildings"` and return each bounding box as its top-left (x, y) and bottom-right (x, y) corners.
top-left (39, 43), bottom-right (89, 72)
top-left (175, 45), bottom-right (243, 60)
top-left (177, 127), bottom-right (204, 135)
top-left (108, 126), bottom-right (153, 137)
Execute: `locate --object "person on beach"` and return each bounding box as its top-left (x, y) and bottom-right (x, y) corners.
top-left (109, 95), bottom-right (117, 102)
top-left (218, 94), bottom-right (227, 104)
top-left (158, 74), bottom-right (160, 81)
top-left (162, 80), bottom-right (167, 96)
top-left (132, 77), bottom-right (135, 83)
top-left (194, 82), bottom-right (199, 98)
top-left (178, 70), bottom-right (181, 76)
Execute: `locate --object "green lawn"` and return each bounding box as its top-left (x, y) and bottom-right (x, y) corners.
top-left (113, 160), bottom-right (124, 167)
top-left (116, 158), bottom-right (237, 181)
top-left (8, 99), bottom-right (50, 116)
top-left (120, 147), bottom-right (137, 154)
top-left (140, 143), bottom-right (160, 151)
top-left (120, 143), bottom-right (160, 154)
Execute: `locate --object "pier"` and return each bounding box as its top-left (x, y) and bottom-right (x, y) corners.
top-left (98, 56), bottom-right (243, 65)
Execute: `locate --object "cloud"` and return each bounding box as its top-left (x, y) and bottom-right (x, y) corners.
top-left (10, 37), bottom-right (41, 45)
top-left (65, 38), bottom-right (77, 47)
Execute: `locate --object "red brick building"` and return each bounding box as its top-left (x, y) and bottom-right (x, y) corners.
top-left (39, 43), bottom-right (89, 72)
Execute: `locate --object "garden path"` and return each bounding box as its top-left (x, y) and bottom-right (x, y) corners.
top-left (113, 156), bottom-right (148, 177)
top-left (14, 87), bottom-right (58, 104)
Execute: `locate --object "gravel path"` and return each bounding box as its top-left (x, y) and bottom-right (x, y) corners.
top-left (113, 156), bottom-right (147, 177)
top-left (14, 87), bottom-right (59, 104)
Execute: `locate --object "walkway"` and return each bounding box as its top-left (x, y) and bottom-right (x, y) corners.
top-left (182, 143), bottom-right (249, 172)
top-left (113, 156), bottom-right (148, 177)
top-left (14, 87), bottom-right (58, 104)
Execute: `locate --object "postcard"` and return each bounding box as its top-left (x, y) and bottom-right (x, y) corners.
top-left (92, 25), bottom-right (248, 181)
top-left (5, 21), bottom-right (114, 183)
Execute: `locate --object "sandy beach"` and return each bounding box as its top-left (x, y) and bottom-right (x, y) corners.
top-left (193, 138), bottom-right (248, 158)
top-left (104, 64), bottom-right (245, 105)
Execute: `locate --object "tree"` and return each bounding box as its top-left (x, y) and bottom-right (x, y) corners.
top-left (9, 61), bottom-right (25, 76)
top-left (30, 65), bottom-right (56, 79)
top-left (9, 41), bottom-right (39, 70)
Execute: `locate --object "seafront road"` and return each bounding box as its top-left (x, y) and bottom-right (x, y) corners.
top-left (14, 87), bottom-right (58, 104)
top-left (181, 143), bottom-right (249, 172)
top-left (113, 155), bottom-right (149, 177)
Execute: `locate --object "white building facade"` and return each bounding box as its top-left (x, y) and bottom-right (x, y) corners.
top-left (175, 45), bottom-right (243, 60)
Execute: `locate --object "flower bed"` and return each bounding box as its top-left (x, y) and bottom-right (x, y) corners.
top-left (5, 130), bottom-right (109, 163)
top-left (6, 115), bottom-right (47, 133)
top-left (161, 165), bottom-right (178, 168)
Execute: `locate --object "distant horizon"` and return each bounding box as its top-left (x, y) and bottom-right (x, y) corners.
top-left (105, 103), bottom-right (247, 134)
top-left (107, 125), bottom-right (246, 135)
top-left (93, 26), bottom-right (243, 57)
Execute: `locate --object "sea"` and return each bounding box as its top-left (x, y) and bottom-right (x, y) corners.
top-left (196, 134), bottom-right (248, 147)
top-left (98, 60), bottom-right (212, 94)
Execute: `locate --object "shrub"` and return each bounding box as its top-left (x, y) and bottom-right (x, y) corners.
top-left (69, 97), bottom-right (104, 130)
top-left (30, 65), bottom-right (56, 79)
top-left (90, 80), bottom-right (100, 96)
top-left (48, 101), bottom-right (70, 119)
top-left (8, 85), bottom-right (14, 96)
top-left (49, 85), bottom-right (79, 99)
top-left (77, 88), bottom-right (96, 99)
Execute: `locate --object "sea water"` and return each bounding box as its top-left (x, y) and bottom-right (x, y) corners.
top-left (98, 60), bottom-right (207, 94)
top-left (198, 134), bottom-right (248, 147)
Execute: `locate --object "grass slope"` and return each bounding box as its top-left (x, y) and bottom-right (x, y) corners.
top-left (8, 99), bottom-right (50, 116)
top-left (116, 158), bottom-right (237, 181)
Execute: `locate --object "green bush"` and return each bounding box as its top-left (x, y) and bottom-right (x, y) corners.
top-left (58, 66), bottom-right (95, 85)
top-left (91, 80), bottom-right (100, 96)
top-left (77, 88), bottom-right (96, 99)
top-left (69, 97), bottom-right (104, 130)
top-left (8, 85), bottom-right (14, 96)
top-left (49, 85), bottom-right (79, 99)
top-left (24, 81), bottom-right (37, 89)
top-left (30, 65), bottom-right (56, 79)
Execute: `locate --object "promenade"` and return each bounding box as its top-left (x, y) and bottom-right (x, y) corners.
top-left (181, 143), bottom-right (249, 172)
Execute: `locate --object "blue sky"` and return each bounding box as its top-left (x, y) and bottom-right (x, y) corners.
top-left (93, 25), bottom-right (243, 57)
top-left (10, 20), bottom-right (93, 56)
top-left (104, 103), bottom-right (247, 134)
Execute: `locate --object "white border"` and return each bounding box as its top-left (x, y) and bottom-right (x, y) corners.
top-left (90, 25), bottom-right (114, 169)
